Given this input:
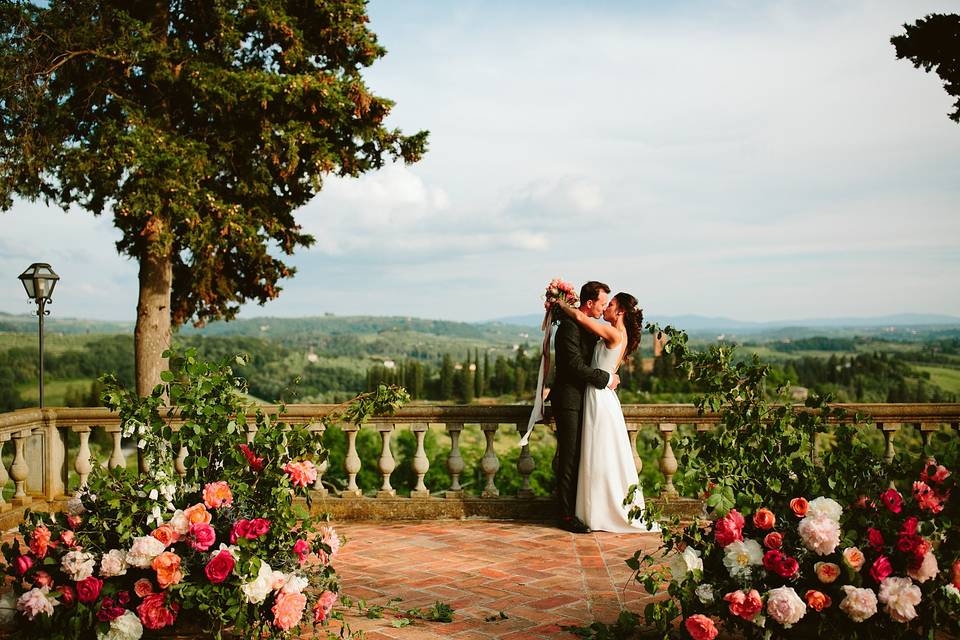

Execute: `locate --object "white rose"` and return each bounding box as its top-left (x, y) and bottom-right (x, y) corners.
top-left (722, 538), bottom-right (763, 578)
top-left (60, 550), bottom-right (96, 581)
top-left (99, 549), bottom-right (128, 578)
top-left (840, 585), bottom-right (878, 623)
top-left (241, 561), bottom-right (275, 604)
top-left (97, 610), bottom-right (144, 640)
top-left (805, 497), bottom-right (843, 522)
top-left (669, 547), bottom-right (703, 583)
top-left (282, 575), bottom-right (309, 595)
top-left (126, 536), bottom-right (166, 569)
top-left (168, 510), bottom-right (190, 536)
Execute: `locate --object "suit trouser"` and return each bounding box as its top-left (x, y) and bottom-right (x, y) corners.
top-left (554, 407), bottom-right (582, 519)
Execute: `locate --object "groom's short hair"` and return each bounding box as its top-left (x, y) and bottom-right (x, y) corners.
top-left (580, 281), bottom-right (610, 304)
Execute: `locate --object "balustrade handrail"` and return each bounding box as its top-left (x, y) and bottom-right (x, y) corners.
top-left (0, 403), bottom-right (956, 515)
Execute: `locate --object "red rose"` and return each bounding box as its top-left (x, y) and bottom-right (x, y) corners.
top-left (897, 534), bottom-right (920, 555)
top-left (15, 554), bottom-right (33, 575)
top-left (870, 556), bottom-right (893, 583)
top-left (900, 516), bottom-right (918, 537)
top-left (714, 510), bottom-right (745, 547)
top-left (293, 539), bottom-right (310, 564)
top-left (239, 444), bottom-right (265, 472)
top-left (880, 489), bottom-right (902, 514)
top-left (205, 550), bottom-right (236, 584)
top-left (248, 518), bottom-right (271, 538)
top-left (76, 576), bottom-right (104, 604)
top-left (189, 522), bottom-right (216, 552)
top-left (867, 528), bottom-right (885, 552)
top-left (137, 593), bottom-right (179, 630)
top-left (55, 585), bottom-right (76, 607)
top-left (763, 532), bottom-right (783, 550)
top-left (60, 530), bottom-right (77, 548)
top-left (776, 555), bottom-right (799, 578)
top-left (96, 596), bottom-right (126, 622)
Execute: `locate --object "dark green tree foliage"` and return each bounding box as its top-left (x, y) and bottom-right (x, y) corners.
top-left (892, 13), bottom-right (960, 123)
top-left (439, 353), bottom-right (454, 400)
top-left (473, 347), bottom-right (482, 398)
top-left (0, 0), bottom-right (427, 393)
top-left (459, 351), bottom-right (474, 403)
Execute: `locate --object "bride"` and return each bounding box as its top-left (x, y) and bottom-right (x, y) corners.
top-left (558, 292), bottom-right (659, 534)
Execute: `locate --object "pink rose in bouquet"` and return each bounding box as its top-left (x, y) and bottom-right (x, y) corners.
top-left (293, 539), bottom-right (310, 564)
top-left (189, 522), bottom-right (216, 552)
top-left (76, 576), bottom-right (103, 604)
top-left (683, 614), bottom-right (719, 640)
top-left (543, 278), bottom-right (579, 311)
top-left (714, 509), bottom-right (745, 547)
top-left (797, 513), bottom-right (840, 555)
top-left (907, 551), bottom-right (938, 583)
top-left (869, 556), bottom-right (893, 583)
top-left (724, 589), bottom-right (763, 621)
top-left (283, 460), bottom-right (318, 488)
top-left (766, 586), bottom-right (806, 627)
top-left (15, 554), bottom-right (33, 575)
top-left (205, 550), bottom-right (235, 584)
top-left (137, 592), bottom-right (179, 630)
top-left (272, 591), bottom-right (307, 630)
top-left (763, 532), bottom-right (783, 549)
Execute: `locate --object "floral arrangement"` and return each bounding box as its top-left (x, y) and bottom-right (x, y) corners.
top-left (0, 349), bottom-right (408, 639)
top-left (657, 462), bottom-right (958, 639)
top-left (542, 277), bottom-right (578, 312)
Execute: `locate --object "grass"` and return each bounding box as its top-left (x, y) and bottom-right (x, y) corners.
top-left (913, 365), bottom-right (960, 396)
top-left (0, 332), bottom-right (113, 354)
top-left (17, 378), bottom-right (94, 406)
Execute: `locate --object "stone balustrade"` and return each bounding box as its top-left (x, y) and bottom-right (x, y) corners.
top-left (0, 403), bottom-right (957, 524)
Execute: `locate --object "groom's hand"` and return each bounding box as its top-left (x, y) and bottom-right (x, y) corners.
top-left (607, 373), bottom-right (620, 390)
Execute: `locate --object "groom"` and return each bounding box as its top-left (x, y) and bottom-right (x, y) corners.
top-left (551, 280), bottom-right (619, 533)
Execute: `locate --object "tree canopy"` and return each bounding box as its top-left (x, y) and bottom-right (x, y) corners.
top-left (891, 13), bottom-right (960, 124)
top-left (0, 0), bottom-right (427, 392)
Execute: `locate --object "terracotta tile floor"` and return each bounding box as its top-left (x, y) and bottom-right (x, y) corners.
top-left (329, 521), bottom-right (664, 639)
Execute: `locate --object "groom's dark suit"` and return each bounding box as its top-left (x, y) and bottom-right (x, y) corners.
top-left (551, 315), bottom-right (611, 519)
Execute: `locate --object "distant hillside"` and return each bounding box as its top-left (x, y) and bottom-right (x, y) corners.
top-left (0, 311), bottom-right (131, 334)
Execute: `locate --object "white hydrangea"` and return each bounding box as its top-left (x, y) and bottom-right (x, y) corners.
top-left (97, 610), bottom-right (143, 640)
top-left (60, 550), bottom-right (96, 581)
top-left (669, 547), bottom-right (703, 583)
top-left (806, 497), bottom-right (843, 522)
top-left (722, 539), bottom-right (764, 578)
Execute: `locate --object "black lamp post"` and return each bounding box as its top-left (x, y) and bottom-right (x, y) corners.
top-left (18, 263), bottom-right (59, 409)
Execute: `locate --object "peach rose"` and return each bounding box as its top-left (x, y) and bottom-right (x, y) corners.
top-left (151, 524), bottom-right (179, 548)
top-left (151, 552), bottom-right (183, 589)
top-left (202, 481), bottom-right (233, 509)
top-left (134, 578), bottom-right (155, 598)
top-left (183, 503), bottom-right (212, 526)
top-left (789, 497), bottom-right (809, 517)
top-left (842, 547), bottom-right (865, 571)
top-left (684, 614), bottom-right (718, 640)
top-left (764, 532), bottom-right (783, 549)
top-left (29, 524), bottom-right (53, 558)
top-left (753, 508), bottom-right (776, 530)
top-left (272, 591), bottom-right (307, 630)
top-left (815, 561), bottom-right (841, 584)
top-left (805, 590), bottom-right (832, 612)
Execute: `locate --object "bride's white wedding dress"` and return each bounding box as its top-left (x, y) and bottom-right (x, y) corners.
top-left (575, 340), bottom-right (660, 533)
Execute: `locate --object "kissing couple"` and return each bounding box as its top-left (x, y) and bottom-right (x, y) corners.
top-left (549, 281), bottom-right (660, 534)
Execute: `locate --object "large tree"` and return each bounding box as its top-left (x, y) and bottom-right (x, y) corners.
top-left (0, 0), bottom-right (427, 395)
top-left (891, 13), bottom-right (960, 124)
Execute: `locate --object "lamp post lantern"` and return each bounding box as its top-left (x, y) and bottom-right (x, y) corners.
top-left (18, 263), bottom-right (59, 409)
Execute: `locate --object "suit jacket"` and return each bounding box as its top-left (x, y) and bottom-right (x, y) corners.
top-left (550, 315), bottom-right (610, 412)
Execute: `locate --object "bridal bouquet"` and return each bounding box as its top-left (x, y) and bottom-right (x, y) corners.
top-left (0, 349), bottom-right (408, 640)
top-left (542, 278), bottom-right (578, 317)
top-left (650, 460), bottom-right (959, 639)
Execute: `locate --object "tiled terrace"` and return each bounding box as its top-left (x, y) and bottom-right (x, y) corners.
top-left (331, 520), bottom-right (663, 640)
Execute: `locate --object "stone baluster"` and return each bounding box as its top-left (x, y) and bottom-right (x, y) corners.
top-left (516, 423), bottom-right (535, 498)
top-left (0, 437), bottom-right (10, 512)
top-left (445, 423), bottom-right (465, 498)
top-left (74, 427), bottom-right (93, 488)
top-left (310, 424), bottom-right (328, 498)
top-left (105, 426), bottom-right (126, 470)
top-left (480, 424), bottom-right (500, 498)
top-left (246, 422), bottom-right (257, 445)
top-left (919, 423), bottom-right (938, 450)
top-left (341, 426), bottom-right (362, 498)
top-left (11, 429), bottom-right (31, 506)
top-left (626, 423), bottom-right (642, 473)
top-left (411, 423), bottom-right (430, 499)
top-left (659, 423), bottom-right (678, 497)
top-left (376, 424), bottom-right (396, 498)
top-left (175, 445), bottom-right (188, 481)
top-left (881, 423), bottom-right (900, 489)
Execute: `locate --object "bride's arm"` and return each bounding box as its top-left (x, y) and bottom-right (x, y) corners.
top-left (556, 301), bottom-right (620, 345)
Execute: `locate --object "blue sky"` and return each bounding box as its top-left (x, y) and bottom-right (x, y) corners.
top-left (2, 0), bottom-right (959, 323)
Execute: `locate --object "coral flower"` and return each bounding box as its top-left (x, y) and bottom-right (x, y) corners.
top-left (752, 508), bottom-right (776, 530)
top-left (805, 590), bottom-right (832, 611)
top-left (29, 524), bottom-right (52, 559)
top-left (151, 524), bottom-right (179, 547)
top-left (789, 497), bottom-right (808, 517)
top-left (183, 503), bottom-right (212, 525)
top-left (684, 614), bottom-right (719, 640)
top-left (202, 481), bottom-right (233, 509)
top-left (151, 552), bottom-right (184, 589)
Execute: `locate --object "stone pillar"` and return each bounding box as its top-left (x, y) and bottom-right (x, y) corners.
top-left (626, 423), bottom-right (642, 473)
top-left (480, 424), bottom-right (500, 498)
top-left (0, 437), bottom-right (10, 512)
top-left (342, 426), bottom-right (362, 498)
top-left (445, 423), bottom-right (465, 498)
top-left (74, 427), bottom-right (93, 488)
top-left (311, 424), bottom-right (329, 498)
top-left (516, 423), bottom-right (535, 498)
top-left (106, 426), bottom-right (126, 470)
top-left (659, 423), bottom-right (678, 497)
top-left (11, 428), bottom-right (32, 506)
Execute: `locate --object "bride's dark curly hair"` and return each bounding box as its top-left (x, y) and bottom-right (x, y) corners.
top-left (615, 292), bottom-right (644, 356)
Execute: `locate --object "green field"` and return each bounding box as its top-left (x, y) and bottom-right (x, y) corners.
top-left (914, 365), bottom-right (960, 396)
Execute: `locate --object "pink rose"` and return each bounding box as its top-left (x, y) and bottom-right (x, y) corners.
top-left (764, 532), bottom-right (783, 549)
top-left (870, 556), bottom-right (893, 583)
top-left (684, 614), bottom-right (718, 640)
top-left (189, 522), bottom-right (216, 552)
top-left (76, 576), bottom-right (103, 604)
top-left (137, 593), bottom-right (179, 630)
top-left (766, 586), bottom-right (806, 627)
top-left (55, 585), bottom-right (75, 607)
top-left (840, 586), bottom-right (877, 622)
top-left (134, 578), bottom-right (154, 598)
top-left (724, 589), bottom-right (763, 621)
top-left (293, 539), bottom-right (310, 564)
top-left (814, 561), bottom-right (841, 584)
top-left (714, 509), bottom-right (745, 548)
top-left (15, 554), bottom-right (34, 575)
top-left (283, 460), bottom-right (318, 488)
top-left (842, 547), bottom-right (865, 571)
top-left (272, 591), bottom-right (307, 630)
top-left (59, 530), bottom-right (77, 548)
top-left (205, 550), bottom-right (235, 584)
top-left (798, 513), bottom-right (841, 555)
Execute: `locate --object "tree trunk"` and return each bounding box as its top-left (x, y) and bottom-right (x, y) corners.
top-left (135, 231), bottom-right (173, 397)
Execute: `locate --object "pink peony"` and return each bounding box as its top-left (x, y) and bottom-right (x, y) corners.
top-left (724, 589), bottom-right (763, 621)
top-left (272, 591), bottom-right (307, 630)
top-left (189, 522), bottom-right (216, 552)
top-left (878, 576), bottom-right (921, 623)
top-left (714, 509), bottom-right (745, 548)
top-left (797, 513), bottom-right (841, 555)
top-left (840, 585), bottom-right (877, 622)
top-left (907, 551), bottom-right (938, 583)
top-left (312, 590), bottom-right (338, 623)
top-left (766, 586), bottom-right (806, 627)
top-left (283, 460), bottom-right (318, 488)
top-left (683, 614), bottom-right (718, 640)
